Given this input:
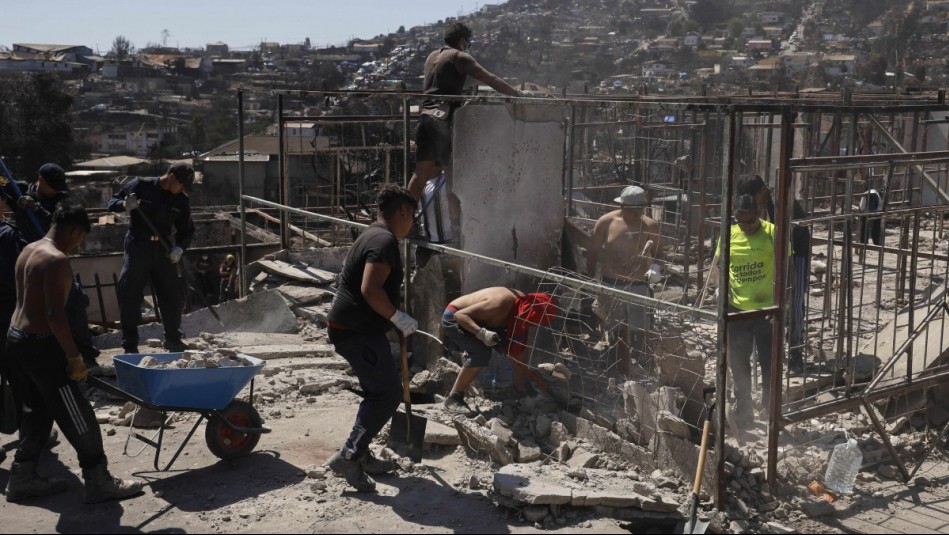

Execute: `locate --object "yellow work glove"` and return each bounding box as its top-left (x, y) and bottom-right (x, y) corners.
top-left (65, 355), bottom-right (88, 382)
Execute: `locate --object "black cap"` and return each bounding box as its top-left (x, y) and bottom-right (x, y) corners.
top-left (38, 163), bottom-right (67, 192)
top-left (167, 161), bottom-right (195, 191)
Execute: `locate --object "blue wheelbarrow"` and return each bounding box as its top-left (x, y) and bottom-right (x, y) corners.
top-left (88, 353), bottom-right (270, 471)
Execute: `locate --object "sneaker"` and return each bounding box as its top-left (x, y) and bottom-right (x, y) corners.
top-left (359, 450), bottom-right (396, 476)
top-left (443, 395), bottom-right (476, 416)
top-left (326, 451), bottom-right (376, 492)
top-left (122, 346), bottom-right (139, 355)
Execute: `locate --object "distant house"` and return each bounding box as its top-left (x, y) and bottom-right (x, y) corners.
top-left (783, 52), bottom-right (815, 75)
top-left (260, 42), bottom-right (280, 54)
top-left (211, 58), bottom-right (246, 75)
top-left (746, 39), bottom-right (774, 51)
top-left (351, 42), bottom-right (382, 58)
top-left (642, 61), bottom-right (676, 78)
top-left (0, 43), bottom-right (94, 75)
top-left (822, 54), bottom-right (856, 77)
top-left (730, 55), bottom-right (755, 68)
top-left (759, 12), bottom-right (784, 24)
top-left (206, 42), bottom-right (229, 57)
top-left (683, 32), bottom-right (701, 47)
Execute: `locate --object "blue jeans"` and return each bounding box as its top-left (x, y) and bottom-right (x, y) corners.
top-left (332, 332), bottom-right (402, 458)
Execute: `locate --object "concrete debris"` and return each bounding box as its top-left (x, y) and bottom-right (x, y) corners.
top-left (493, 464), bottom-right (680, 514)
top-left (454, 417), bottom-right (515, 465)
top-left (566, 448), bottom-right (600, 469)
top-left (137, 351), bottom-right (252, 369)
top-left (516, 439), bottom-right (542, 463)
top-left (423, 420), bottom-right (461, 446)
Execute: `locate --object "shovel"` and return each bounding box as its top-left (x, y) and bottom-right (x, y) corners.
top-left (388, 333), bottom-right (427, 462)
top-left (129, 198), bottom-right (222, 324)
top-left (683, 386), bottom-right (716, 535)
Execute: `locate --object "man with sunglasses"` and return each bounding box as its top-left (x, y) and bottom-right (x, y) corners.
top-left (707, 194), bottom-right (778, 425)
top-left (107, 162), bottom-right (195, 354)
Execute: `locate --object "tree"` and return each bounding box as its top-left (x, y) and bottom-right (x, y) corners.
top-left (0, 73), bottom-right (84, 179)
top-left (110, 35), bottom-right (134, 60)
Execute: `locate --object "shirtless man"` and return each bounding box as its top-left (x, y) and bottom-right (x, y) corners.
top-left (4, 202), bottom-right (141, 503)
top-left (585, 185), bottom-right (662, 377)
top-left (442, 287), bottom-right (556, 415)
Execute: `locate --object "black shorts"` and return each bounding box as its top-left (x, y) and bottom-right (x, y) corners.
top-left (416, 114), bottom-right (452, 166)
top-left (442, 308), bottom-right (504, 368)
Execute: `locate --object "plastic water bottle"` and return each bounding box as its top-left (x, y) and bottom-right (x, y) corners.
top-left (823, 438), bottom-right (863, 495)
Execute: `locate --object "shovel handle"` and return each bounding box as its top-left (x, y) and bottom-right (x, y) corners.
top-left (399, 333), bottom-right (412, 406)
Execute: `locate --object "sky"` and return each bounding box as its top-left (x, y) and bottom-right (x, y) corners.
top-left (2, 0), bottom-right (507, 53)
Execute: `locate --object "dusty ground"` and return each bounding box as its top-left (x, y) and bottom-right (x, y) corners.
top-left (3, 343), bottom-right (949, 534)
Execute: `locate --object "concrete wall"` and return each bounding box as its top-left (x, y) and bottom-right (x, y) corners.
top-left (452, 103), bottom-right (567, 292)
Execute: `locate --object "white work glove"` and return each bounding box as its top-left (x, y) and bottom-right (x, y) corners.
top-left (645, 263), bottom-right (662, 284)
top-left (475, 327), bottom-right (501, 347)
top-left (389, 309), bottom-right (418, 336)
top-left (124, 194), bottom-right (140, 212)
top-left (167, 246), bottom-right (183, 264)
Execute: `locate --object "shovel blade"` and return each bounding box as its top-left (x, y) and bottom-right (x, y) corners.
top-left (388, 410), bottom-right (427, 463)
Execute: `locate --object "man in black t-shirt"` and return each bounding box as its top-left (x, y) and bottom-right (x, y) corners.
top-left (325, 184), bottom-right (418, 493)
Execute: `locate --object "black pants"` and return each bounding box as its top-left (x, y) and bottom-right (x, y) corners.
top-left (5, 329), bottom-right (105, 469)
top-left (118, 239), bottom-right (183, 351)
top-left (330, 331), bottom-right (402, 458)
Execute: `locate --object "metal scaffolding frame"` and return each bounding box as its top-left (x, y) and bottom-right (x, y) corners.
top-left (234, 87), bottom-right (949, 505)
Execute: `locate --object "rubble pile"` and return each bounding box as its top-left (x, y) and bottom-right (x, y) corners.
top-left (138, 349), bottom-right (251, 369)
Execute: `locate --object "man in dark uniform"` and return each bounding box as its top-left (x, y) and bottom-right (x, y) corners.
top-left (4, 163), bottom-right (103, 374)
top-left (325, 184), bottom-right (418, 493)
top-left (0, 194), bottom-right (28, 466)
top-left (406, 21), bottom-right (521, 202)
top-left (107, 162), bottom-right (195, 354)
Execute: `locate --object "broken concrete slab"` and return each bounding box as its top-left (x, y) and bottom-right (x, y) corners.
top-left (424, 420), bottom-right (461, 446)
top-left (240, 344), bottom-right (337, 361)
top-left (494, 464), bottom-right (680, 514)
top-left (276, 284), bottom-right (334, 306)
top-left (299, 377), bottom-right (353, 395)
top-left (454, 417), bottom-right (514, 465)
top-left (656, 410), bottom-right (691, 439)
top-left (566, 448), bottom-right (599, 469)
top-left (254, 259), bottom-right (337, 284)
top-left (293, 305), bottom-right (331, 324)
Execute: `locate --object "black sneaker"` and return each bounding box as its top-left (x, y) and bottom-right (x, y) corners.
top-left (326, 451), bottom-right (376, 492)
top-left (443, 395), bottom-right (476, 416)
top-left (122, 346), bottom-right (139, 355)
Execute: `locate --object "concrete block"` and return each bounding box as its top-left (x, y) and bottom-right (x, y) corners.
top-left (455, 418), bottom-right (514, 465)
top-left (656, 410), bottom-right (691, 439)
top-left (516, 440), bottom-right (542, 463)
top-left (493, 465), bottom-right (573, 505)
top-left (567, 448), bottom-right (599, 469)
top-left (490, 418), bottom-right (515, 446)
top-left (424, 420), bottom-right (461, 446)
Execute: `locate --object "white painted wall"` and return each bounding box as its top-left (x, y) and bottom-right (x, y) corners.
top-left (451, 103), bottom-right (567, 292)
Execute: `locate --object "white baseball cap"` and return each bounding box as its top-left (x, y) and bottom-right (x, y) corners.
top-left (614, 185), bottom-right (647, 206)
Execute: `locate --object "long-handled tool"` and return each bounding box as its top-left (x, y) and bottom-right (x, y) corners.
top-left (0, 157), bottom-right (45, 237)
top-left (129, 199), bottom-right (222, 323)
top-left (683, 386), bottom-right (716, 535)
top-left (388, 333), bottom-right (427, 462)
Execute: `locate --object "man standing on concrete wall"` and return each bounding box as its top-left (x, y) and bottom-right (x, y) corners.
top-left (406, 21), bottom-right (522, 202)
top-left (586, 185), bottom-right (662, 378)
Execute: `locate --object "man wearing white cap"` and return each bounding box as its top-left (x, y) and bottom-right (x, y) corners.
top-left (585, 185), bottom-right (662, 377)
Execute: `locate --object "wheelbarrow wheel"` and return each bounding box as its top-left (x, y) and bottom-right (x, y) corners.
top-left (205, 400), bottom-right (262, 460)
